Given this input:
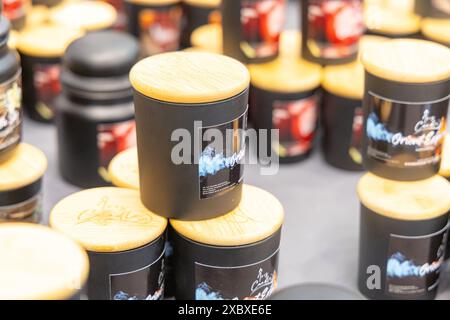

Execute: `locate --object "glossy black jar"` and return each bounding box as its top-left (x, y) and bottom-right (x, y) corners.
top-left (56, 31), bottom-right (139, 188)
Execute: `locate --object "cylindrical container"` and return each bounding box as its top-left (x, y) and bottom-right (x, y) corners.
top-left (56, 31), bottom-right (138, 188)
top-left (101, 0), bottom-right (128, 30)
top-left (171, 184), bottom-right (284, 300)
top-left (439, 133), bottom-right (450, 180)
top-left (50, 0), bottom-right (117, 32)
top-left (301, 0), bottom-right (364, 65)
top-left (0, 143), bottom-right (47, 223)
top-left (415, 0), bottom-right (450, 19)
top-left (270, 283), bottom-right (364, 300)
top-left (50, 187), bottom-right (168, 300)
top-left (181, 0), bottom-right (221, 48)
top-left (17, 25), bottom-right (83, 122)
top-left (248, 43), bottom-right (322, 163)
top-left (2, 0), bottom-right (27, 30)
top-left (222, 0), bottom-right (286, 64)
top-left (0, 223), bottom-right (89, 300)
top-left (321, 35), bottom-right (388, 171)
top-left (189, 23), bottom-right (222, 53)
top-left (357, 173), bottom-right (450, 300)
top-left (125, 0), bottom-right (183, 56)
top-left (130, 52), bottom-right (250, 220)
top-left (421, 18), bottom-right (450, 46)
top-left (437, 260), bottom-right (450, 299)
top-left (0, 16), bottom-right (22, 156)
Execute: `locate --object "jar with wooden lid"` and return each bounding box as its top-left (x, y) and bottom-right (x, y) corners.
top-left (108, 147), bottom-right (139, 190)
top-left (189, 23), bottom-right (222, 54)
top-left (0, 143), bottom-right (47, 223)
top-left (171, 184), bottom-right (284, 300)
top-left (17, 25), bottom-right (83, 122)
top-left (357, 173), bottom-right (450, 300)
top-left (0, 223), bottom-right (89, 300)
top-left (50, 187), bottom-right (168, 300)
top-left (421, 18), bottom-right (450, 46)
top-left (130, 51), bottom-right (250, 220)
top-left (361, 39), bottom-right (450, 181)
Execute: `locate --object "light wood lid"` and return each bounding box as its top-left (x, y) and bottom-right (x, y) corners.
top-left (364, 5), bottom-right (421, 35)
top-left (170, 185), bottom-right (284, 246)
top-left (16, 24), bottom-right (83, 57)
top-left (422, 18), bottom-right (450, 46)
top-left (50, 187), bottom-right (167, 252)
top-left (108, 148), bottom-right (139, 190)
top-left (125, 0), bottom-right (179, 5)
top-left (362, 39), bottom-right (450, 83)
top-left (50, 1), bottom-right (117, 31)
top-left (357, 173), bottom-right (450, 220)
top-left (130, 51), bottom-right (250, 103)
top-left (0, 144), bottom-right (47, 192)
top-left (190, 24), bottom-right (222, 53)
top-left (0, 223), bottom-right (89, 300)
top-left (25, 5), bottom-right (50, 29)
top-left (440, 133), bottom-right (450, 178)
top-left (184, 0), bottom-right (220, 8)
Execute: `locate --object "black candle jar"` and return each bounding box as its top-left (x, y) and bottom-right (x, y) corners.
top-left (50, 187), bottom-right (168, 300)
top-left (0, 143), bottom-right (47, 224)
top-left (357, 173), bottom-right (450, 300)
top-left (181, 0), bottom-right (221, 48)
top-left (222, 0), bottom-right (286, 64)
top-left (439, 133), bottom-right (450, 180)
top-left (171, 184), bottom-right (283, 300)
top-left (248, 49), bottom-right (322, 163)
top-left (126, 0), bottom-right (183, 56)
top-left (56, 31), bottom-right (139, 188)
top-left (190, 23), bottom-right (222, 53)
top-left (17, 25), bottom-right (83, 122)
top-left (361, 39), bottom-right (450, 181)
top-left (301, 0), bottom-right (364, 65)
top-left (2, 0), bottom-right (27, 31)
top-left (101, 0), bottom-right (129, 30)
top-left (421, 18), bottom-right (450, 46)
top-left (0, 16), bottom-right (21, 156)
top-left (415, 0), bottom-right (450, 19)
top-left (130, 51), bottom-right (249, 220)
top-left (270, 283), bottom-right (364, 300)
top-left (0, 223), bottom-right (89, 300)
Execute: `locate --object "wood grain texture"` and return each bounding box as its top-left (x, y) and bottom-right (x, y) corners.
top-left (108, 147), bottom-right (139, 190)
top-left (49, 187), bottom-right (167, 252)
top-left (0, 223), bottom-right (89, 300)
top-left (170, 184), bottom-right (284, 246)
top-left (364, 6), bottom-right (421, 35)
top-left (130, 51), bottom-right (250, 103)
top-left (190, 24), bottom-right (222, 54)
top-left (183, 0), bottom-right (220, 8)
top-left (440, 133), bottom-right (450, 178)
top-left (422, 18), bottom-right (450, 46)
top-left (0, 143), bottom-right (47, 192)
top-left (362, 39), bottom-right (450, 83)
top-left (357, 173), bottom-right (450, 220)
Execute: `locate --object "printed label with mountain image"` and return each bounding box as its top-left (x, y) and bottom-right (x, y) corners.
top-left (0, 73), bottom-right (21, 153)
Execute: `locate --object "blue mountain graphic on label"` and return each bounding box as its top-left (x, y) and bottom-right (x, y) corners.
top-left (387, 252), bottom-right (442, 278)
top-left (199, 146), bottom-right (245, 177)
top-left (113, 287), bottom-right (163, 300)
top-left (366, 110), bottom-right (444, 148)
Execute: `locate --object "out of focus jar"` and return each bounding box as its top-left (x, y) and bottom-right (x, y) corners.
top-left (189, 23), bottom-right (222, 53)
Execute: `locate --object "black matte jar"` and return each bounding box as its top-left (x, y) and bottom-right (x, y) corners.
top-left (56, 31), bottom-right (139, 188)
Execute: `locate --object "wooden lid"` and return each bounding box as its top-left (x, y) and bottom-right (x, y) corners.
top-left (16, 24), bottom-right (83, 57)
top-left (357, 173), bottom-right (450, 220)
top-left (50, 1), bottom-right (117, 32)
top-left (0, 223), bottom-right (89, 300)
top-left (440, 133), bottom-right (450, 178)
top-left (364, 5), bottom-right (421, 35)
top-left (130, 51), bottom-right (250, 103)
top-left (362, 39), bottom-right (450, 83)
top-left (25, 5), bottom-right (50, 29)
top-left (125, 0), bottom-right (179, 5)
top-left (170, 185), bottom-right (284, 246)
top-left (190, 24), bottom-right (222, 54)
top-left (422, 18), bottom-right (450, 46)
top-left (0, 144), bottom-right (47, 192)
top-left (50, 187), bottom-right (167, 252)
top-left (108, 148), bottom-right (139, 190)
top-left (183, 0), bottom-right (220, 8)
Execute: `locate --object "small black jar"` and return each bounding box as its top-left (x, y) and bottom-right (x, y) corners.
top-left (50, 187), bottom-right (167, 300)
top-left (301, 0), bottom-right (364, 65)
top-left (361, 39), bottom-right (450, 181)
top-left (415, 0), bottom-right (450, 19)
top-left (171, 184), bottom-right (284, 300)
top-left (0, 15), bottom-right (21, 156)
top-left (357, 173), bottom-right (450, 300)
top-left (56, 31), bottom-right (139, 188)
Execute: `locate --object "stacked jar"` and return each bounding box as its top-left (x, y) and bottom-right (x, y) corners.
top-left (416, 0), bottom-right (450, 47)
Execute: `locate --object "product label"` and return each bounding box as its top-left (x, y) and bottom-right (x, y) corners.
top-left (349, 106), bottom-right (363, 165)
top-left (199, 109), bottom-right (247, 200)
top-left (0, 72), bottom-right (21, 153)
top-left (240, 0), bottom-right (285, 59)
top-left (138, 6), bottom-right (182, 56)
top-left (195, 249), bottom-right (279, 300)
top-left (97, 119), bottom-right (137, 181)
top-left (33, 63), bottom-right (62, 121)
top-left (271, 94), bottom-right (318, 158)
top-left (386, 223), bottom-right (449, 298)
top-left (306, 0), bottom-right (364, 59)
top-left (3, 0), bottom-right (26, 25)
top-left (110, 250), bottom-right (165, 300)
top-left (365, 92), bottom-right (448, 168)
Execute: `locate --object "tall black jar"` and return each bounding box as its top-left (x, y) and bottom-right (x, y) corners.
top-left (361, 39), bottom-right (450, 181)
top-left (56, 31), bottom-right (139, 188)
top-left (0, 15), bottom-right (21, 157)
top-left (130, 51), bottom-right (250, 220)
